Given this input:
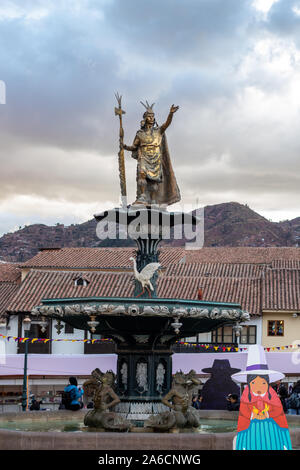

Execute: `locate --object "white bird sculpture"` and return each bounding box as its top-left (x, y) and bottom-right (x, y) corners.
top-left (129, 257), bottom-right (161, 298)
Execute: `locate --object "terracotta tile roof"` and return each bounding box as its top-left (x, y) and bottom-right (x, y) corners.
top-left (19, 247), bottom-right (185, 270)
top-left (4, 247), bottom-right (300, 317)
top-left (165, 262), bottom-right (262, 278)
top-left (7, 269), bottom-right (257, 314)
top-left (262, 269), bottom-right (300, 311)
top-left (271, 260), bottom-right (300, 269)
top-left (184, 247), bottom-right (300, 264)
top-left (0, 263), bottom-right (21, 282)
top-left (7, 270), bottom-right (134, 313)
top-left (158, 276), bottom-right (261, 315)
top-left (0, 282), bottom-right (20, 316)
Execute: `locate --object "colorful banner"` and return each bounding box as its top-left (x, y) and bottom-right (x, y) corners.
top-left (0, 334), bottom-right (299, 352)
top-left (176, 341), bottom-right (300, 352)
top-left (0, 333), bottom-right (112, 344)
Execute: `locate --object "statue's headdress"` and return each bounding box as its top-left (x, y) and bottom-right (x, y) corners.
top-left (140, 100), bottom-right (155, 114)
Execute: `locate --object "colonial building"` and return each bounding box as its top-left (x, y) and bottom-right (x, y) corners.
top-left (1, 246), bottom-right (300, 409)
top-left (2, 246), bottom-right (300, 353)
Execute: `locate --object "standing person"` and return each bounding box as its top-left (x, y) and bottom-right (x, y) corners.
top-left (192, 395), bottom-right (202, 410)
top-left (226, 394), bottom-right (240, 411)
top-left (62, 377), bottom-right (84, 411)
top-left (231, 345), bottom-right (292, 450)
top-left (272, 380), bottom-right (281, 394)
top-left (278, 383), bottom-right (288, 413)
top-left (287, 380), bottom-right (300, 415)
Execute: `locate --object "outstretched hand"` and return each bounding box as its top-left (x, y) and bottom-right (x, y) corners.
top-left (170, 104), bottom-right (179, 114)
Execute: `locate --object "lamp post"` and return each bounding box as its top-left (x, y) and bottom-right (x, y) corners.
top-left (22, 315), bottom-right (31, 412)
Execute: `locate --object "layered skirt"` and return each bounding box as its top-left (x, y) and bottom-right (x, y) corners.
top-left (236, 418), bottom-right (292, 450)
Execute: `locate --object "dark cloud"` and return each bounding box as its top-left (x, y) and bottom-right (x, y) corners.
top-left (266, 0), bottom-right (300, 41)
top-left (104, 0), bottom-right (255, 65)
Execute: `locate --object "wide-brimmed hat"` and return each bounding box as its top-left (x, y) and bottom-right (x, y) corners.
top-left (231, 345), bottom-right (284, 383)
top-left (202, 359), bottom-right (241, 375)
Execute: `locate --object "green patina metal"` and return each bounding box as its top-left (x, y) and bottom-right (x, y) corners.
top-left (34, 296), bottom-right (248, 343)
top-left (32, 295), bottom-right (248, 401)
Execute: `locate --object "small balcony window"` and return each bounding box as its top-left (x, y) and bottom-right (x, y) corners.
top-left (268, 320), bottom-right (284, 336)
top-left (74, 277), bottom-right (89, 287)
top-left (64, 323), bottom-right (74, 334)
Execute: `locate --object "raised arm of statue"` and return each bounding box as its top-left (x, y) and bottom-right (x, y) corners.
top-left (160, 104), bottom-right (179, 134)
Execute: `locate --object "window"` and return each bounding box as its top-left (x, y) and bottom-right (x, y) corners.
top-left (183, 336), bottom-right (197, 343)
top-left (240, 325), bottom-right (257, 344)
top-left (223, 326), bottom-right (233, 343)
top-left (86, 332), bottom-right (102, 340)
top-left (268, 320), bottom-right (284, 336)
top-left (74, 277), bottom-right (89, 287)
top-left (212, 325), bottom-right (257, 344)
top-left (64, 323), bottom-right (74, 334)
top-left (212, 326), bottom-right (234, 343)
top-left (28, 323), bottom-right (48, 339)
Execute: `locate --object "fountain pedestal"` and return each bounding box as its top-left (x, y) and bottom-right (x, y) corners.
top-left (30, 206), bottom-right (250, 428)
top-left (116, 343), bottom-right (172, 401)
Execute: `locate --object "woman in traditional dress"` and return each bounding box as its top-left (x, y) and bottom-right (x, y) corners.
top-left (231, 345), bottom-right (292, 450)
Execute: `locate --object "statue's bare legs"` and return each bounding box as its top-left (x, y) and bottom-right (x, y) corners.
top-left (137, 171), bottom-right (148, 203)
top-left (150, 182), bottom-right (158, 205)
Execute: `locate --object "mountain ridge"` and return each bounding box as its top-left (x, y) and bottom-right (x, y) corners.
top-left (0, 202), bottom-right (298, 262)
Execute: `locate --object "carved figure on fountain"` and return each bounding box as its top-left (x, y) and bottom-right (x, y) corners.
top-left (83, 369), bottom-right (132, 431)
top-left (145, 370), bottom-right (201, 431)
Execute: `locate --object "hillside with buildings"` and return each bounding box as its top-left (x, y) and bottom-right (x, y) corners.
top-left (0, 202), bottom-right (298, 262)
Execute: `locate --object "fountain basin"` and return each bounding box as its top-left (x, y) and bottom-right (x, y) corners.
top-left (0, 410), bottom-right (299, 450)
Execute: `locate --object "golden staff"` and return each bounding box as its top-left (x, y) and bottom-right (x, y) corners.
top-left (114, 92), bottom-right (127, 207)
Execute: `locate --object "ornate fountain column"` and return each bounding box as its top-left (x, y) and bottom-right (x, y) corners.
top-left (95, 206), bottom-right (197, 298)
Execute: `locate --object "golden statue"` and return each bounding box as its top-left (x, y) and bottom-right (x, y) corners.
top-left (123, 101), bottom-right (181, 206)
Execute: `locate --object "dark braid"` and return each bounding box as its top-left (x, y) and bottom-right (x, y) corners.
top-left (247, 374), bottom-right (271, 401)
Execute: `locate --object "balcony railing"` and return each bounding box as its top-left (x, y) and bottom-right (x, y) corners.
top-left (172, 342), bottom-right (238, 353)
top-left (84, 341), bottom-right (116, 354)
top-left (83, 341), bottom-right (238, 354)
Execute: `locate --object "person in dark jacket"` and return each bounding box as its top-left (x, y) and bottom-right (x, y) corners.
top-left (278, 383), bottom-right (288, 413)
top-left (226, 394), bottom-right (240, 411)
top-left (29, 398), bottom-right (41, 411)
top-left (63, 377), bottom-right (84, 411)
top-left (287, 380), bottom-right (300, 415)
top-left (192, 395), bottom-right (202, 410)
top-left (292, 380), bottom-right (300, 394)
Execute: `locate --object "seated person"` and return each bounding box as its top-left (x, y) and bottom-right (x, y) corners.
top-left (62, 377), bottom-right (84, 411)
top-left (29, 398), bottom-right (41, 411)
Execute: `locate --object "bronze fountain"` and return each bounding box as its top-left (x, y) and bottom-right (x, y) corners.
top-left (31, 96), bottom-right (249, 431)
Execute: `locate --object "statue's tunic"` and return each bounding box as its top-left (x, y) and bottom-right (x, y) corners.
top-left (131, 126), bottom-right (181, 206)
top-left (134, 128), bottom-right (163, 182)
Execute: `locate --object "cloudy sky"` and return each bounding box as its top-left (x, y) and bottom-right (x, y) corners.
top-left (0, 0), bottom-right (300, 236)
